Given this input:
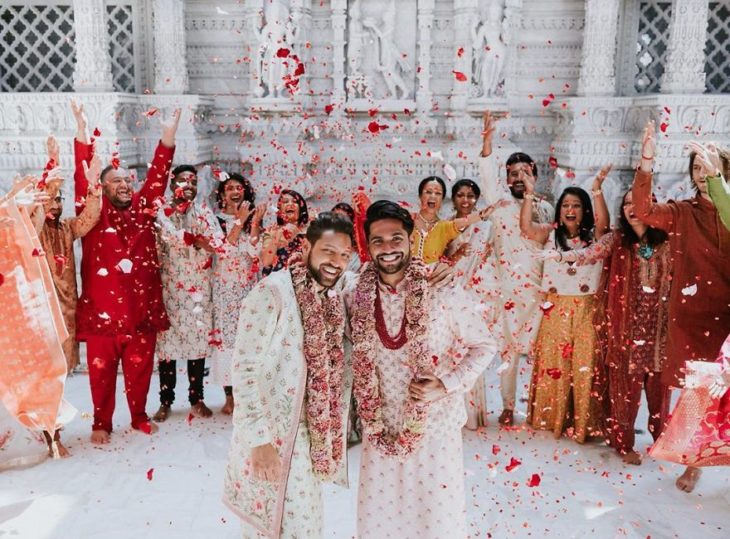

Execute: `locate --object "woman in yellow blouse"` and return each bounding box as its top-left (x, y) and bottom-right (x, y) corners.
top-left (412, 176), bottom-right (490, 264)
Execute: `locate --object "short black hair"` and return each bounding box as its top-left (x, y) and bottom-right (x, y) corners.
top-left (451, 178), bottom-right (481, 200)
top-left (505, 152), bottom-right (538, 178)
top-left (364, 200), bottom-right (414, 240)
top-left (332, 202), bottom-right (355, 222)
top-left (277, 189), bottom-right (309, 226)
top-left (171, 164), bottom-right (197, 178)
top-left (306, 211), bottom-right (354, 247)
top-left (100, 164), bottom-right (116, 183)
top-left (418, 176), bottom-right (447, 197)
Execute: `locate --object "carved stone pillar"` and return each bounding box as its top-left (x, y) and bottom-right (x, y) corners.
top-left (72, 0), bottom-right (113, 92)
top-left (450, 0), bottom-right (479, 112)
top-left (415, 0), bottom-right (435, 113)
top-left (330, 0), bottom-right (347, 106)
top-left (290, 0), bottom-right (312, 105)
top-left (661, 0), bottom-right (710, 94)
top-left (152, 0), bottom-right (188, 94)
top-left (245, 0), bottom-right (265, 98)
top-left (577, 0), bottom-right (620, 96)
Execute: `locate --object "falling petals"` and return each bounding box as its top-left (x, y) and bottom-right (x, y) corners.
top-left (452, 71), bottom-right (467, 82)
top-left (146, 468), bottom-right (154, 481)
top-left (526, 473), bottom-right (541, 487)
top-left (505, 457), bottom-right (522, 472)
top-left (681, 284), bottom-right (697, 296)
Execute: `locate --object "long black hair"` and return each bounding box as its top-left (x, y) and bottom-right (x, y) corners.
top-left (276, 189), bottom-right (309, 226)
top-left (451, 178), bottom-right (481, 201)
top-left (618, 190), bottom-right (668, 249)
top-left (554, 186), bottom-right (594, 251)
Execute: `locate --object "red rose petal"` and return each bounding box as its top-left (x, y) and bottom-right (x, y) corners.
top-left (546, 368), bottom-right (562, 379)
top-left (457, 47), bottom-right (464, 58)
top-left (527, 473), bottom-right (541, 487)
top-left (146, 467), bottom-right (154, 480)
top-left (276, 48), bottom-right (290, 58)
top-left (548, 156), bottom-right (558, 168)
top-left (324, 104), bottom-right (334, 115)
top-left (492, 444), bottom-right (501, 455)
top-left (505, 457), bottom-right (522, 472)
top-left (659, 122), bottom-right (668, 133)
top-left (93, 127), bottom-right (101, 137)
top-left (453, 70), bottom-right (467, 82)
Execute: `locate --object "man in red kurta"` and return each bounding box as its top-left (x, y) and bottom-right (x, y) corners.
top-left (71, 102), bottom-right (182, 443)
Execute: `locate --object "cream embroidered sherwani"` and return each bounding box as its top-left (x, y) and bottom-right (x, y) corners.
top-left (155, 203), bottom-right (221, 361)
top-left (223, 270), bottom-right (351, 539)
top-left (478, 154), bottom-right (553, 408)
top-left (344, 275), bottom-right (497, 539)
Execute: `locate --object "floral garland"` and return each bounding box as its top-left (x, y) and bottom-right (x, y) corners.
top-left (290, 262), bottom-right (346, 480)
top-left (350, 259), bottom-right (432, 459)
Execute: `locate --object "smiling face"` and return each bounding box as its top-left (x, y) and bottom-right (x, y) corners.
top-left (222, 179), bottom-right (245, 209)
top-left (559, 194), bottom-right (584, 231)
top-left (278, 193), bottom-right (300, 224)
top-left (304, 230), bottom-right (353, 288)
top-left (171, 171), bottom-right (198, 202)
top-left (506, 162), bottom-right (534, 199)
top-left (453, 185), bottom-right (478, 217)
top-left (101, 167), bottom-right (133, 209)
top-left (44, 193), bottom-right (63, 221)
top-left (367, 218), bottom-right (411, 278)
top-left (419, 180), bottom-right (444, 214)
top-left (622, 191), bottom-right (642, 227)
top-left (691, 156), bottom-right (709, 195)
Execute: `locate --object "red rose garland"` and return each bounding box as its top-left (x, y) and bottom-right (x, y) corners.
top-left (351, 259), bottom-right (432, 459)
top-left (290, 262), bottom-right (346, 480)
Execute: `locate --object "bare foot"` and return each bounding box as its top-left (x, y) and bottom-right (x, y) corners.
top-left (54, 440), bottom-right (71, 458)
top-left (191, 401), bottom-right (213, 418)
top-left (43, 430), bottom-right (71, 458)
top-left (134, 420), bottom-right (159, 435)
top-left (498, 409), bottom-right (514, 426)
top-left (220, 396), bottom-right (234, 415)
top-left (91, 429), bottom-right (111, 444)
top-left (621, 450), bottom-right (642, 465)
top-left (153, 405), bottom-right (171, 422)
top-left (676, 466), bottom-right (702, 493)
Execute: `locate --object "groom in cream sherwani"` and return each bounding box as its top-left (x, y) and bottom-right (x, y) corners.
top-left (223, 212), bottom-right (354, 538)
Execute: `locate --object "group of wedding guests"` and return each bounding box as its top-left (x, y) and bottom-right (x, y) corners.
top-left (2, 104), bottom-right (729, 537)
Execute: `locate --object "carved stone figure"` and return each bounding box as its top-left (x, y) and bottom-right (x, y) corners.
top-left (346, 0), bottom-right (369, 99)
top-left (471, 0), bottom-right (507, 98)
top-left (253, 0), bottom-right (298, 98)
top-left (362, 0), bottom-right (412, 100)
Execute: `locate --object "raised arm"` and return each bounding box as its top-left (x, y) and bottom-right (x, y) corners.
top-left (478, 111), bottom-right (511, 206)
top-left (519, 175), bottom-right (552, 244)
top-left (69, 153), bottom-right (103, 239)
top-left (591, 164), bottom-right (612, 239)
top-left (71, 101), bottom-right (92, 215)
top-left (138, 108), bottom-right (181, 208)
top-left (693, 141), bottom-right (730, 231)
top-left (631, 120), bottom-right (676, 232)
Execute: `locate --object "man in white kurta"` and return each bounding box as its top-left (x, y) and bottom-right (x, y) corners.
top-left (223, 213), bottom-right (354, 539)
top-left (345, 201), bottom-right (497, 539)
top-left (478, 112), bottom-right (553, 425)
top-left (154, 165), bottom-right (220, 420)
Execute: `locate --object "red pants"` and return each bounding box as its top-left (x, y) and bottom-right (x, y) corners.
top-left (86, 333), bottom-right (156, 432)
top-left (607, 367), bottom-right (670, 454)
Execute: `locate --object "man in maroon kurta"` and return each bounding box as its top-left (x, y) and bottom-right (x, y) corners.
top-left (633, 155), bottom-right (730, 389)
top-left (71, 102), bottom-right (182, 443)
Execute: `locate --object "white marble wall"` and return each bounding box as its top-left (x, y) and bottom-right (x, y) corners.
top-left (1, 0), bottom-right (729, 218)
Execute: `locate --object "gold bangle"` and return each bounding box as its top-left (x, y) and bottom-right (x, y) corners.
top-left (524, 193), bottom-right (535, 200)
top-left (592, 189), bottom-right (603, 196)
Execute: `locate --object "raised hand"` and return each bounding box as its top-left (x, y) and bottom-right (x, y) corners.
top-left (46, 135), bottom-right (60, 164)
top-left (235, 200), bottom-right (252, 226)
top-left (83, 153), bottom-right (103, 192)
top-left (160, 107), bottom-right (182, 148)
top-left (688, 141), bottom-right (723, 178)
top-left (639, 120), bottom-right (656, 173)
top-left (70, 100), bottom-right (90, 144)
top-left (592, 163), bottom-right (613, 191)
top-left (481, 111), bottom-right (497, 157)
top-left (252, 202), bottom-right (267, 224)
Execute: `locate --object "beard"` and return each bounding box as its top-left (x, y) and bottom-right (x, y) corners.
top-left (307, 260), bottom-right (341, 288)
top-left (372, 250), bottom-right (410, 275)
top-left (509, 183), bottom-right (525, 199)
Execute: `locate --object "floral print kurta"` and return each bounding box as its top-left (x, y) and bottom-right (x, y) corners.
top-left (155, 203), bottom-right (220, 362)
top-left (209, 213), bottom-right (260, 387)
top-left (39, 186), bottom-right (101, 371)
top-left (344, 277), bottom-right (497, 539)
top-left (223, 270), bottom-right (351, 538)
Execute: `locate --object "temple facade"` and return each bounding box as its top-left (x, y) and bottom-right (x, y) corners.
top-left (0, 0), bottom-right (728, 212)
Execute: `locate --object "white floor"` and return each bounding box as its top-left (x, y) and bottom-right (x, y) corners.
top-left (1, 365), bottom-right (729, 539)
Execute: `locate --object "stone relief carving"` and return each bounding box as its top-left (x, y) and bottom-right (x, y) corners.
top-left (471, 0), bottom-right (508, 98)
top-left (252, 0), bottom-right (301, 99)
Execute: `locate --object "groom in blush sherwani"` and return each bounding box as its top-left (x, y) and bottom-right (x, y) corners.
top-left (223, 212), bottom-right (354, 539)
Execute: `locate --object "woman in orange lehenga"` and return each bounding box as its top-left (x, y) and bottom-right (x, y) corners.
top-left (0, 178), bottom-right (72, 467)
